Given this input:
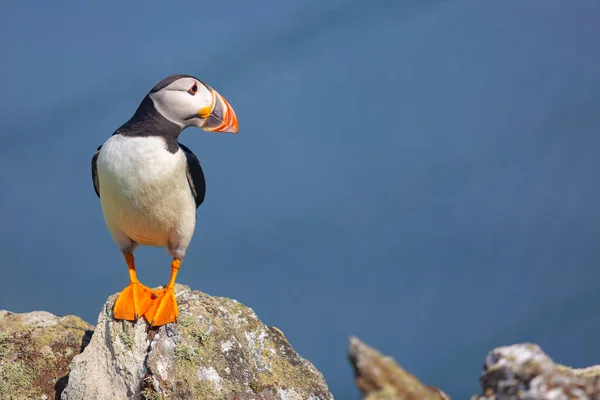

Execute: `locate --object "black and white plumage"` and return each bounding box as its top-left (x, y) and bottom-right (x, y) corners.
top-left (92, 74), bottom-right (237, 261)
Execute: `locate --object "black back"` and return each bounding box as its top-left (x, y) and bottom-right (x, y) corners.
top-left (91, 145), bottom-right (101, 198)
top-left (179, 143), bottom-right (206, 208)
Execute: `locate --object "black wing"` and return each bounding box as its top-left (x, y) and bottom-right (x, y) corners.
top-left (91, 145), bottom-right (102, 198)
top-left (179, 143), bottom-right (206, 208)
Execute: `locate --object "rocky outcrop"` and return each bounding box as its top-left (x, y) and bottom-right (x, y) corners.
top-left (347, 338), bottom-right (600, 400)
top-left (0, 310), bottom-right (93, 400)
top-left (61, 284), bottom-right (333, 400)
top-left (348, 337), bottom-right (450, 400)
top-left (7, 291), bottom-right (600, 400)
top-left (473, 343), bottom-right (600, 400)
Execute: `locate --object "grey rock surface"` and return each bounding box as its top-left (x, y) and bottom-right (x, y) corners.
top-left (61, 284), bottom-right (333, 400)
top-left (473, 343), bottom-right (600, 400)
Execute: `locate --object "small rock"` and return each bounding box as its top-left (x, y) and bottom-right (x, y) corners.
top-left (197, 366), bottom-right (223, 393)
top-left (21, 311), bottom-right (60, 328)
top-left (348, 336), bottom-right (450, 400)
top-left (473, 343), bottom-right (600, 399)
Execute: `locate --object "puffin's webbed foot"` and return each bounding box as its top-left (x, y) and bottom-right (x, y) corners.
top-left (143, 259), bottom-right (181, 327)
top-left (144, 287), bottom-right (179, 327)
top-left (112, 252), bottom-right (154, 321)
top-left (113, 282), bottom-right (155, 321)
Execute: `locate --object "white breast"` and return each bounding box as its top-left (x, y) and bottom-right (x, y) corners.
top-left (96, 135), bottom-right (196, 257)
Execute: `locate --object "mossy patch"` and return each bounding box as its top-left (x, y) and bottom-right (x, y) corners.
top-left (192, 379), bottom-right (222, 399)
top-left (178, 314), bottom-right (196, 328)
top-left (0, 361), bottom-right (40, 400)
top-left (119, 330), bottom-right (135, 349)
top-left (0, 331), bottom-right (10, 361)
top-left (190, 317), bottom-right (213, 345)
top-left (174, 343), bottom-right (196, 364)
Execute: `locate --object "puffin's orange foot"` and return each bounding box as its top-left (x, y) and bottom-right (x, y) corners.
top-left (113, 282), bottom-right (155, 321)
top-left (143, 287), bottom-right (178, 327)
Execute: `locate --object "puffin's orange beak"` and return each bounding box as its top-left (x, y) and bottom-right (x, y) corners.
top-left (202, 89), bottom-right (238, 134)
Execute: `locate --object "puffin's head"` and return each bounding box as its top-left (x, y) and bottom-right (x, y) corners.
top-left (148, 74), bottom-right (238, 134)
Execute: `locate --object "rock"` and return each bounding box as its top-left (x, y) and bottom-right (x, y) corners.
top-left (0, 310), bottom-right (93, 400)
top-left (348, 336), bottom-right (450, 400)
top-left (473, 343), bottom-right (600, 399)
top-left (62, 284), bottom-right (333, 400)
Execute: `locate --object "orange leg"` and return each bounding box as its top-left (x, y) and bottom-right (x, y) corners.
top-left (113, 252), bottom-right (154, 321)
top-left (143, 259), bottom-right (181, 327)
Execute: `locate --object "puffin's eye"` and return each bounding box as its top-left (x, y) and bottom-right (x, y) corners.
top-left (187, 83), bottom-right (198, 96)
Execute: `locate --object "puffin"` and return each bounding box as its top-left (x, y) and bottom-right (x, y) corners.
top-left (91, 74), bottom-right (238, 327)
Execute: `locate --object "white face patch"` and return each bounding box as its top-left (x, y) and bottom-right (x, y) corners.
top-left (149, 77), bottom-right (213, 128)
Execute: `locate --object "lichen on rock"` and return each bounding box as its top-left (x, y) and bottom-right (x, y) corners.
top-left (0, 310), bottom-right (93, 400)
top-left (61, 284), bottom-right (333, 400)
